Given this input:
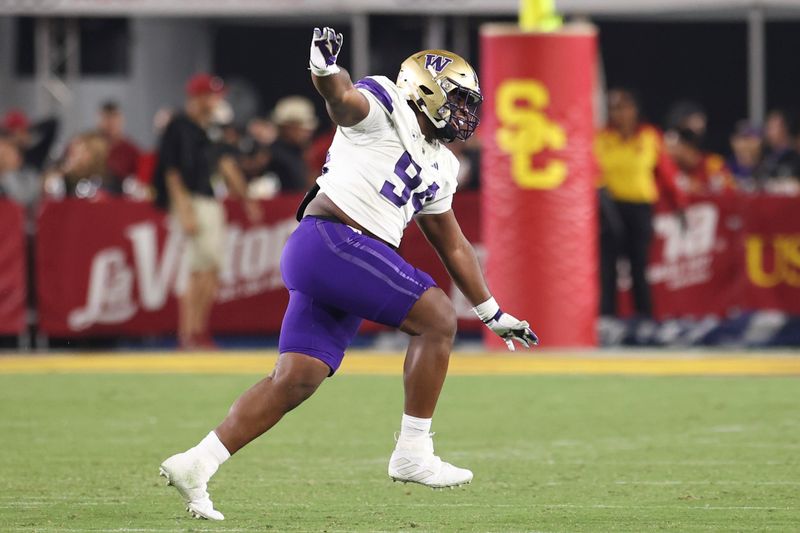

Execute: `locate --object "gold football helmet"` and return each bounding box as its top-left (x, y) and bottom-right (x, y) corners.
top-left (396, 49), bottom-right (482, 142)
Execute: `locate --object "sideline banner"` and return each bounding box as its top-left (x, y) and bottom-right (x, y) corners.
top-left (480, 24), bottom-right (599, 347)
top-left (36, 198), bottom-right (299, 336)
top-left (741, 196), bottom-right (800, 315)
top-left (34, 195), bottom-right (485, 337)
top-left (646, 196), bottom-right (745, 319)
top-left (620, 194), bottom-right (800, 321)
top-left (0, 200), bottom-right (27, 334)
top-left (33, 193), bottom-right (800, 338)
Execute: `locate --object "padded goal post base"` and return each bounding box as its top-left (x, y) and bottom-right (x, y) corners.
top-left (480, 24), bottom-right (598, 347)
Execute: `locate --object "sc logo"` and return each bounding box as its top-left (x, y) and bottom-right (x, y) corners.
top-left (495, 79), bottom-right (567, 190)
top-left (746, 234), bottom-right (800, 288)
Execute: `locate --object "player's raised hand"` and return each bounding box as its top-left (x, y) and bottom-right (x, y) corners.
top-left (309, 27), bottom-right (343, 76)
top-left (485, 311), bottom-right (539, 351)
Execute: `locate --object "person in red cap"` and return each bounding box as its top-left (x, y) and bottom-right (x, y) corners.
top-left (2, 109), bottom-right (29, 133)
top-left (1, 108), bottom-right (59, 172)
top-left (152, 73), bottom-right (261, 350)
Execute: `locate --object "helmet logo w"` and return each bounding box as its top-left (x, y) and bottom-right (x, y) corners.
top-left (424, 54), bottom-right (453, 73)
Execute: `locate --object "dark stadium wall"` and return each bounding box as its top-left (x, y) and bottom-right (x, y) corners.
top-left (596, 21), bottom-right (749, 153)
top-left (212, 23), bottom-right (351, 130)
top-left (766, 22), bottom-right (800, 128)
top-left (209, 17), bottom-right (794, 155)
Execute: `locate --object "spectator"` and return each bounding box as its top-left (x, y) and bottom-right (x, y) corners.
top-left (727, 121), bottom-right (762, 190)
top-left (152, 73), bottom-right (260, 350)
top-left (304, 123), bottom-right (335, 183)
top-left (42, 132), bottom-right (111, 200)
top-left (209, 100), bottom-right (245, 183)
top-left (97, 100), bottom-right (141, 188)
top-left (246, 117), bottom-right (277, 147)
top-left (239, 137), bottom-right (277, 199)
top-left (0, 135), bottom-right (40, 209)
top-left (219, 123), bottom-right (241, 152)
top-left (230, 118), bottom-right (276, 199)
top-left (239, 138), bottom-right (271, 179)
top-left (595, 88), bottom-right (686, 320)
top-left (755, 109), bottom-right (800, 184)
top-left (208, 99), bottom-right (240, 154)
top-left (267, 96), bottom-right (318, 192)
top-left (670, 128), bottom-right (736, 195)
top-left (665, 100), bottom-right (707, 141)
top-left (153, 107), bottom-right (175, 138)
top-left (1, 108), bottom-right (59, 172)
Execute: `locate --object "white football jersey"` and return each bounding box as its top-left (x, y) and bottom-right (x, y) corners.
top-left (316, 75), bottom-right (460, 247)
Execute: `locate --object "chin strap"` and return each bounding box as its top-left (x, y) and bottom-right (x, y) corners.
top-left (400, 84), bottom-right (457, 143)
top-left (401, 81), bottom-right (449, 129)
top-left (413, 97), bottom-right (448, 130)
top-left (415, 98), bottom-right (457, 142)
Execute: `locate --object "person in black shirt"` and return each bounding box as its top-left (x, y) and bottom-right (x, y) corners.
top-left (267, 96), bottom-right (318, 192)
top-left (153, 73), bottom-right (261, 350)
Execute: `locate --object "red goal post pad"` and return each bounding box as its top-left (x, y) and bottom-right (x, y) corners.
top-left (480, 24), bottom-right (598, 348)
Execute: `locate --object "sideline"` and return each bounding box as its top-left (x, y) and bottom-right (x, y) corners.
top-left (1, 351), bottom-right (799, 376)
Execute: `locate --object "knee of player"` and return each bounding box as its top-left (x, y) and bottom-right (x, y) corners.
top-left (272, 373), bottom-right (319, 409)
top-left (429, 294), bottom-right (458, 340)
top-left (442, 307), bottom-right (458, 340)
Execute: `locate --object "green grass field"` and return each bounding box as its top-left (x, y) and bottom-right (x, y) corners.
top-left (1, 370), bottom-right (799, 532)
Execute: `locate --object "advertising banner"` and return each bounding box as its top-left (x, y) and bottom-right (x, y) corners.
top-left (646, 196), bottom-right (745, 319)
top-left (36, 198), bottom-right (298, 336)
top-left (0, 200), bottom-right (27, 335)
top-left (34, 195), bottom-right (484, 337)
top-left (34, 193), bottom-right (800, 339)
top-left (741, 196), bottom-right (800, 315)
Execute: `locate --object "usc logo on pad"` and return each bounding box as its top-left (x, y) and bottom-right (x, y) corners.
top-left (746, 234), bottom-right (800, 288)
top-left (495, 79), bottom-right (566, 190)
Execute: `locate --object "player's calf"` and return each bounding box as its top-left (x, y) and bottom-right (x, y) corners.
top-left (215, 353), bottom-right (330, 454)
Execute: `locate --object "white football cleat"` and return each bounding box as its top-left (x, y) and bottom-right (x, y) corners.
top-left (388, 433), bottom-right (473, 489)
top-left (159, 452), bottom-right (224, 520)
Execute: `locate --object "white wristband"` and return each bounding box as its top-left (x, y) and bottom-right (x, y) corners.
top-left (309, 61), bottom-right (340, 77)
top-left (472, 297), bottom-right (501, 323)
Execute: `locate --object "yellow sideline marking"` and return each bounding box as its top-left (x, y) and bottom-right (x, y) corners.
top-left (0, 351), bottom-right (799, 376)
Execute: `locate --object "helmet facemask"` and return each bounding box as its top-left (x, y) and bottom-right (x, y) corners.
top-left (436, 78), bottom-right (482, 143)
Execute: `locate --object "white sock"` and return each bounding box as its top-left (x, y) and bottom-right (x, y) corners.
top-left (399, 413), bottom-right (432, 440)
top-left (192, 431), bottom-right (231, 469)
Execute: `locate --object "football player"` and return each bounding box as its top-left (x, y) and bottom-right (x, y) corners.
top-left (159, 27), bottom-right (538, 520)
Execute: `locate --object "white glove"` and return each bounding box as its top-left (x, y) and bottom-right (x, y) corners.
top-left (309, 26), bottom-right (343, 76)
top-left (473, 297), bottom-right (539, 351)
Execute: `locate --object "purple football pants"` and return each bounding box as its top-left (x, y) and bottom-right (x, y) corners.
top-left (278, 216), bottom-right (436, 374)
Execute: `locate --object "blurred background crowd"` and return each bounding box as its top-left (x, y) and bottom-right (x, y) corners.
top-left (0, 80), bottom-right (483, 210)
top-left (2, 78), bottom-right (798, 211)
